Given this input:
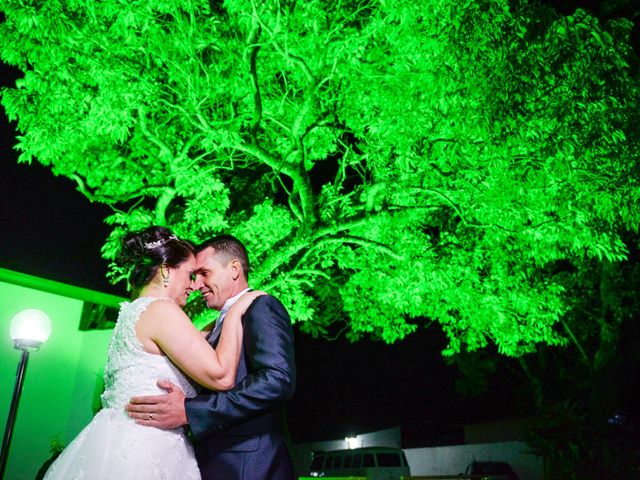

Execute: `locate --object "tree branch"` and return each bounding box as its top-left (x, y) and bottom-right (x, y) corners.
top-left (417, 187), bottom-right (520, 233)
top-left (559, 317), bottom-right (590, 366)
top-left (71, 174), bottom-right (169, 204)
top-left (248, 0), bottom-right (320, 226)
top-left (255, 210), bottom-right (409, 283)
top-left (252, 5), bottom-right (316, 84)
top-left (248, 24), bottom-right (263, 138)
top-left (233, 142), bottom-right (318, 224)
top-left (154, 187), bottom-right (176, 225)
top-left (137, 109), bottom-right (174, 160)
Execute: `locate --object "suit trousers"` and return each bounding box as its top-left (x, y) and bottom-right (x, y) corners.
top-left (194, 431), bottom-right (296, 480)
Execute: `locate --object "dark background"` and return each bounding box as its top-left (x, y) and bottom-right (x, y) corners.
top-left (1, 0), bottom-right (637, 445)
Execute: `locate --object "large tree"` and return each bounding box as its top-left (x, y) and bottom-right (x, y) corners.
top-left (451, 237), bottom-right (640, 478)
top-left (1, 0), bottom-right (639, 353)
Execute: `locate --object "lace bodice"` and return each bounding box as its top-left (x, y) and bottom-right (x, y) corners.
top-left (101, 297), bottom-right (197, 410)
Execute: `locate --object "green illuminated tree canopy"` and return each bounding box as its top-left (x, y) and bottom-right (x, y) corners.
top-left (1, 0), bottom-right (639, 355)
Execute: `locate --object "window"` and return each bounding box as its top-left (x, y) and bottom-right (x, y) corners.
top-left (363, 453), bottom-right (375, 467)
top-left (352, 454), bottom-right (362, 467)
top-left (377, 453), bottom-right (401, 467)
top-left (310, 455), bottom-right (324, 470)
top-left (343, 454), bottom-right (353, 468)
top-left (473, 462), bottom-right (515, 474)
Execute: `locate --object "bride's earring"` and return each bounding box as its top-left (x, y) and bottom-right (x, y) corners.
top-left (161, 266), bottom-right (170, 287)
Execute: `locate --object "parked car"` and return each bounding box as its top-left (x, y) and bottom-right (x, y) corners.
top-left (461, 461), bottom-right (520, 480)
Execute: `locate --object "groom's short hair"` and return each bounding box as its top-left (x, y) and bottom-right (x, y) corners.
top-left (197, 235), bottom-right (250, 280)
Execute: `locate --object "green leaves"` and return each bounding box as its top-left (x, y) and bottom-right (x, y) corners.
top-left (2, 0), bottom-right (639, 356)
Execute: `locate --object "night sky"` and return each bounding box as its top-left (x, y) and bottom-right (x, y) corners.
top-left (1, 0), bottom-right (636, 445)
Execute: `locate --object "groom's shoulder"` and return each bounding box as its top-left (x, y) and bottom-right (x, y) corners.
top-left (250, 293), bottom-right (290, 316)
top-left (253, 292), bottom-right (284, 308)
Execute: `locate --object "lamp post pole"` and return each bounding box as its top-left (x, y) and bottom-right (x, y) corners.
top-left (0, 349), bottom-right (30, 480)
top-left (0, 309), bottom-right (51, 480)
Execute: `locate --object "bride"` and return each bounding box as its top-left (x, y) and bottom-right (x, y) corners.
top-left (44, 226), bottom-right (263, 479)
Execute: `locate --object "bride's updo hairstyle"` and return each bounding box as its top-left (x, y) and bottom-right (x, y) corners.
top-left (117, 226), bottom-right (195, 293)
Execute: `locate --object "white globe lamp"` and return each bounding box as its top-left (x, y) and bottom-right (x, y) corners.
top-left (10, 309), bottom-right (52, 350)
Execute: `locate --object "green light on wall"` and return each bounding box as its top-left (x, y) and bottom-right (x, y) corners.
top-left (0, 276), bottom-right (113, 480)
top-left (0, 268), bottom-right (123, 309)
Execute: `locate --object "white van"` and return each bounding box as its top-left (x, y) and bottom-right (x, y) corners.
top-left (309, 446), bottom-right (411, 479)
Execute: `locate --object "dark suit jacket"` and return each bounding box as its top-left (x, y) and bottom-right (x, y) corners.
top-left (185, 295), bottom-right (296, 480)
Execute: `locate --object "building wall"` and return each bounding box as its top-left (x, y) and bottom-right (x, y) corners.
top-left (0, 280), bottom-right (112, 480)
top-left (405, 440), bottom-right (542, 480)
top-left (464, 417), bottom-right (537, 444)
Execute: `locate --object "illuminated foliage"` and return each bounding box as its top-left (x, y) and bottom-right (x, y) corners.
top-left (1, 0), bottom-right (639, 354)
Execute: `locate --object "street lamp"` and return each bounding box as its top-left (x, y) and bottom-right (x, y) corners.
top-left (0, 309), bottom-right (51, 480)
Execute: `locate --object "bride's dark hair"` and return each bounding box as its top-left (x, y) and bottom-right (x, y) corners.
top-left (116, 226), bottom-right (195, 292)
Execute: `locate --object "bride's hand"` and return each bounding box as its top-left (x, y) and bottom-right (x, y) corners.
top-left (226, 290), bottom-right (267, 318)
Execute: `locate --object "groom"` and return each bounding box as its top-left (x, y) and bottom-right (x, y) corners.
top-left (126, 235), bottom-right (297, 480)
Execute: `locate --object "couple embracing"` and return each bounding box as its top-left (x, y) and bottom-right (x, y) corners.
top-left (44, 226), bottom-right (297, 480)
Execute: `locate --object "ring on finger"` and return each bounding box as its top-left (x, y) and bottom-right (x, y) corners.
top-left (148, 413), bottom-right (154, 420)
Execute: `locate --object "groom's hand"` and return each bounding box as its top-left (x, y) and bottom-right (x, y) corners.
top-left (126, 379), bottom-right (188, 429)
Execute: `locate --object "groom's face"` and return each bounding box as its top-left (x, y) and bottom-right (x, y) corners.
top-left (194, 247), bottom-right (239, 311)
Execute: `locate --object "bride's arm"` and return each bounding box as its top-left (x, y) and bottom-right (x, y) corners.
top-left (140, 293), bottom-right (263, 390)
top-left (206, 290), bottom-right (266, 386)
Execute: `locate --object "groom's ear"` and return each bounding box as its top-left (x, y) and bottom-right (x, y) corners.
top-left (230, 259), bottom-right (242, 280)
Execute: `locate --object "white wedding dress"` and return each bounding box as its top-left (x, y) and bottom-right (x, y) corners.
top-left (44, 297), bottom-right (201, 480)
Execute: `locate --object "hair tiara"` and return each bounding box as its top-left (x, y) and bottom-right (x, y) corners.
top-left (144, 235), bottom-right (177, 250)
